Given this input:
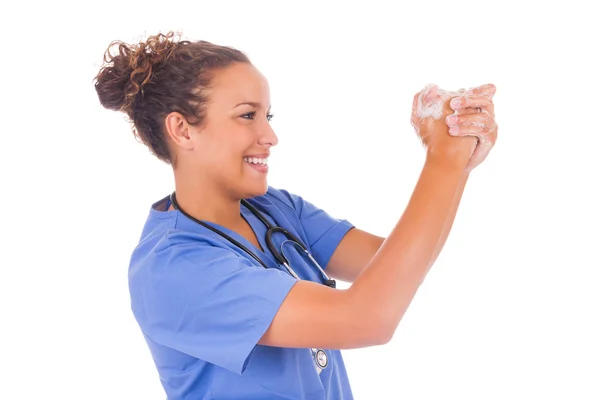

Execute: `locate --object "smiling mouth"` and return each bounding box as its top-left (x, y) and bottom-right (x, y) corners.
top-left (244, 157), bottom-right (268, 166)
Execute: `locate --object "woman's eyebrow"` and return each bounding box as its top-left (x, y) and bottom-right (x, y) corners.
top-left (233, 101), bottom-right (271, 110)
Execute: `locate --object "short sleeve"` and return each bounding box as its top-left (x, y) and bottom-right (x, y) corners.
top-left (129, 238), bottom-right (298, 375)
top-left (274, 189), bottom-right (354, 268)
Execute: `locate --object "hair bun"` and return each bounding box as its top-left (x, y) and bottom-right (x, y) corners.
top-left (94, 32), bottom-right (181, 114)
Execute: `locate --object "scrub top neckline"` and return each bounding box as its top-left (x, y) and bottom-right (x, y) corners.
top-left (151, 194), bottom-right (285, 271)
top-left (187, 203), bottom-right (282, 271)
top-left (240, 204), bottom-right (282, 269)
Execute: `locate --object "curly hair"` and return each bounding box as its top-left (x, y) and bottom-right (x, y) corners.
top-left (93, 31), bottom-right (250, 164)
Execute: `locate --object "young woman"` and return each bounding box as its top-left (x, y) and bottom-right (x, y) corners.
top-left (94, 31), bottom-right (498, 400)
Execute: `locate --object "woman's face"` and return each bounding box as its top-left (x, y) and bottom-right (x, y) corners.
top-left (184, 62), bottom-right (278, 199)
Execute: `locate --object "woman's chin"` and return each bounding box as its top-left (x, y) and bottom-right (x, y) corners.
top-left (242, 181), bottom-right (269, 199)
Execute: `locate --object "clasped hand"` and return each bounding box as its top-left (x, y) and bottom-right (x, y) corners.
top-left (411, 83), bottom-right (498, 172)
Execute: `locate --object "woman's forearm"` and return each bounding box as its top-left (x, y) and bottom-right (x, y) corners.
top-left (429, 170), bottom-right (470, 269)
top-left (348, 154), bottom-right (471, 341)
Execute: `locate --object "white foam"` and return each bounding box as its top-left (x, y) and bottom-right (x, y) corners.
top-left (416, 84), bottom-right (464, 120)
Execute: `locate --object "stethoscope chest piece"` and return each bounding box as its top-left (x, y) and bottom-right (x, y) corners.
top-left (315, 349), bottom-right (328, 369)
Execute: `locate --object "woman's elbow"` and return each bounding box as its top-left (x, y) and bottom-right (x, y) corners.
top-left (348, 307), bottom-right (395, 348)
top-left (370, 317), bottom-right (395, 346)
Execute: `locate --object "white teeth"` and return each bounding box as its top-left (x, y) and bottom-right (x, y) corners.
top-left (244, 157), bottom-right (268, 165)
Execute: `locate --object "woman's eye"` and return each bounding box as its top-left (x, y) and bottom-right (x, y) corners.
top-left (241, 111), bottom-right (274, 121)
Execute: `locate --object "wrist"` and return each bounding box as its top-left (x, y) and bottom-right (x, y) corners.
top-left (426, 138), bottom-right (476, 172)
top-left (425, 149), bottom-right (471, 171)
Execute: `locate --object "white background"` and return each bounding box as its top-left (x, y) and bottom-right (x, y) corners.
top-left (2, 1), bottom-right (599, 399)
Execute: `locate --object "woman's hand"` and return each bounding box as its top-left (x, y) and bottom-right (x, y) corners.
top-left (411, 84), bottom-right (477, 167)
top-left (445, 84), bottom-right (498, 172)
top-left (411, 83), bottom-right (498, 172)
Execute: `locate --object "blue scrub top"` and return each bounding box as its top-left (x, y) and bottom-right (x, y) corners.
top-left (128, 186), bottom-right (355, 399)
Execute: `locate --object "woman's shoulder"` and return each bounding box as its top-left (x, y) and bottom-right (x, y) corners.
top-left (256, 186), bottom-right (304, 212)
top-left (128, 200), bottom-right (232, 277)
top-left (128, 187), bottom-right (308, 273)
top-left (128, 223), bottom-right (244, 292)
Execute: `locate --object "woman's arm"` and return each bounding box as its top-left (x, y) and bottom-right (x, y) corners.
top-left (259, 84), bottom-right (497, 350)
top-left (260, 153), bottom-right (472, 349)
top-left (326, 82), bottom-right (497, 283)
top-left (326, 228), bottom-right (384, 283)
top-left (326, 172), bottom-right (469, 283)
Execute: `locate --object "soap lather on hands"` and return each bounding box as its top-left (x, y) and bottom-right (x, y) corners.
top-left (411, 83), bottom-right (498, 172)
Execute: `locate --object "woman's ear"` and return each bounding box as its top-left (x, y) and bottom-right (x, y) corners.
top-left (165, 112), bottom-right (195, 150)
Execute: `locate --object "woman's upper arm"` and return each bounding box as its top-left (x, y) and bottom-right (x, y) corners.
top-left (258, 279), bottom-right (388, 350)
top-left (130, 241), bottom-right (388, 376)
top-left (272, 188), bottom-right (355, 268)
top-left (272, 188), bottom-right (384, 283)
top-left (129, 243), bottom-right (299, 375)
top-left (326, 228), bottom-right (385, 283)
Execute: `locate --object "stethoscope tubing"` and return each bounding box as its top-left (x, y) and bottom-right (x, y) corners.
top-left (169, 191), bottom-right (332, 370)
top-left (169, 192), bottom-right (334, 286)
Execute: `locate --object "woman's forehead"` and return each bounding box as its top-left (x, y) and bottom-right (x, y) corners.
top-left (209, 63), bottom-right (270, 106)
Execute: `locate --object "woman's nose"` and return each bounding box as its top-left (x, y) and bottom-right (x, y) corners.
top-left (259, 122), bottom-right (278, 147)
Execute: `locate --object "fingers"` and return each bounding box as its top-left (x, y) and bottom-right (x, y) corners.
top-left (412, 83), bottom-right (443, 128)
top-left (450, 83), bottom-right (496, 117)
top-left (445, 112), bottom-right (494, 129)
top-left (450, 95), bottom-right (494, 112)
top-left (416, 83), bottom-right (439, 109)
top-left (464, 83), bottom-right (496, 97)
top-left (422, 84), bottom-right (439, 105)
top-left (446, 85), bottom-right (498, 171)
top-left (448, 123), bottom-right (498, 145)
top-left (446, 106), bottom-right (498, 144)
top-left (455, 107), bottom-right (484, 116)
top-left (411, 83), bottom-right (498, 172)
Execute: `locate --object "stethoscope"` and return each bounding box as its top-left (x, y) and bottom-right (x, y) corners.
top-left (169, 192), bottom-right (334, 372)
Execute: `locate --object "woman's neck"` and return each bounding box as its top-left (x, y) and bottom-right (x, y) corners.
top-left (172, 176), bottom-right (244, 229)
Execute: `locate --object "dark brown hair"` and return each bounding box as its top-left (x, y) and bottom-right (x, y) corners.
top-left (94, 31), bottom-right (250, 164)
